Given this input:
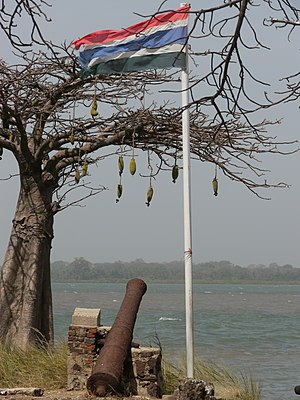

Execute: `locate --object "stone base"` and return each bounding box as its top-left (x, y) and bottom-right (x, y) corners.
top-left (128, 347), bottom-right (163, 398)
top-left (67, 324), bottom-right (163, 398)
top-left (67, 325), bottom-right (111, 390)
top-left (174, 379), bottom-right (216, 400)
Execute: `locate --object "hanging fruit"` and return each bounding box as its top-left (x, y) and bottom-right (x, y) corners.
top-left (129, 157), bottom-right (136, 175)
top-left (81, 160), bottom-right (88, 177)
top-left (8, 131), bottom-right (14, 142)
top-left (48, 137), bottom-right (54, 149)
top-left (70, 101), bottom-right (76, 144)
top-left (212, 177), bottom-right (218, 196)
top-left (116, 181), bottom-right (123, 203)
top-left (146, 183), bottom-right (154, 207)
top-left (129, 130), bottom-right (136, 175)
top-left (118, 155), bottom-right (124, 175)
top-left (35, 127), bottom-right (42, 142)
top-left (90, 86), bottom-right (98, 117)
top-left (69, 129), bottom-right (75, 145)
top-left (75, 168), bottom-right (80, 184)
top-left (90, 97), bottom-right (98, 117)
top-left (35, 115), bottom-right (43, 143)
top-left (172, 164), bottom-right (179, 183)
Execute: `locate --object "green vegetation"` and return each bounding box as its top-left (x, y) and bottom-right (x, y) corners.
top-left (0, 345), bottom-right (261, 399)
top-left (163, 358), bottom-right (261, 400)
top-left (51, 257), bottom-right (300, 284)
top-left (0, 343), bottom-right (67, 389)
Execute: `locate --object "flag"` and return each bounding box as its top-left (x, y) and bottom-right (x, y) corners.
top-left (72, 6), bottom-right (190, 76)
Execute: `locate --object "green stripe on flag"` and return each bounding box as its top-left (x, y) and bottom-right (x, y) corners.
top-left (81, 52), bottom-right (186, 77)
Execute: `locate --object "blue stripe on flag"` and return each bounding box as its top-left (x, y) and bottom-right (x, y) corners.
top-left (79, 26), bottom-right (187, 68)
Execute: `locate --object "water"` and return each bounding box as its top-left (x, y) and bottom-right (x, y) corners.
top-left (52, 282), bottom-right (300, 400)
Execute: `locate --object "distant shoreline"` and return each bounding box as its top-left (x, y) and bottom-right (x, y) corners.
top-left (51, 278), bottom-right (300, 285)
top-left (51, 258), bottom-right (300, 284)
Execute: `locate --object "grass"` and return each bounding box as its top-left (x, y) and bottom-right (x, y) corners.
top-left (0, 344), bottom-right (261, 400)
top-left (162, 357), bottom-right (262, 400)
top-left (0, 343), bottom-right (67, 389)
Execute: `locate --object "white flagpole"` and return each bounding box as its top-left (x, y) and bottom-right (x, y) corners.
top-left (180, 2), bottom-right (194, 378)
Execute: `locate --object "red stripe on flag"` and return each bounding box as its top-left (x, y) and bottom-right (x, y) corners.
top-left (73, 6), bottom-right (190, 50)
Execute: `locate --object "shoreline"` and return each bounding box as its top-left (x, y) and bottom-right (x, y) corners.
top-left (51, 279), bottom-right (300, 285)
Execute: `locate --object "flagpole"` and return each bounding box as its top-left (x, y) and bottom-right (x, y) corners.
top-left (180, 2), bottom-right (194, 378)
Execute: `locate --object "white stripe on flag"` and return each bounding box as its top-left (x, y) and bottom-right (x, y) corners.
top-left (81, 19), bottom-right (188, 52)
top-left (88, 43), bottom-right (185, 68)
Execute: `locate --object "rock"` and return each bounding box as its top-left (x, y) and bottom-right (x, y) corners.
top-left (0, 388), bottom-right (44, 396)
top-left (174, 378), bottom-right (216, 400)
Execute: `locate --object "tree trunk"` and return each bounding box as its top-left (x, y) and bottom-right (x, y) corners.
top-left (0, 171), bottom-right (55, 349)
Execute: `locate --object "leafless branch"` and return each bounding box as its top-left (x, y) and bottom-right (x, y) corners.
top-left (0, 1), bottom-right (299, 204)
top-left (269, 17), bottom-right (300, 26)
top-left (0, 0), bottom-right (51, 51)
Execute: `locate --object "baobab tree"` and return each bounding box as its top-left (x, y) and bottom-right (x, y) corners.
top-left (0, 0), bottom-right (298, 349)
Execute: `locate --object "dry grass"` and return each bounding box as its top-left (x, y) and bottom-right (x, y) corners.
top-left (0, 344), bottom-right (261, 400)
top-left (162, 357), bottom-right (262, 400)
top-left (0, 343), bottom-right (67, 389)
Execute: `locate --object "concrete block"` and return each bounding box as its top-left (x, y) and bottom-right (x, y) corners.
top-left (71, 308), bottom-right (101, 326)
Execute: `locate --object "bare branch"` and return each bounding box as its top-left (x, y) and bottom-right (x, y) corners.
top-left (0, 0), bottom-right (51, 51)
top-left (269, 17), bottom-right (300, 26)
top-left (0, 1), bottom-right (299, 204)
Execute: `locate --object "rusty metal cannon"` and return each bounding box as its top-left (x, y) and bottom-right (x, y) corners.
top-left (87, 278), bottom-right (147, 397)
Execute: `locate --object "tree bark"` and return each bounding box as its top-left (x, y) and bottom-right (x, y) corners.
top-left (0, 170), bottom-right (54, 349)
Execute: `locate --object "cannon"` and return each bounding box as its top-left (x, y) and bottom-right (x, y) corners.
top-left (87, 278), bottom-right (147, 396)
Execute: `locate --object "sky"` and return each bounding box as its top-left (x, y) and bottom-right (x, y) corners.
top-left (0, 0), bottom-right (299, 268)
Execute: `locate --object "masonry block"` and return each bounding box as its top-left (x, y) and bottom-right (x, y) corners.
top-left (71, 307), bottom-right (101, 326)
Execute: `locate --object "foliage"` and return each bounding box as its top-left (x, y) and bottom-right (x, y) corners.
top-left (50, 257), bottom-right (300, 283)
top-left (0, 343), bottom-right (67, 389)
top-left (162, 357), bottom-right (261, 400)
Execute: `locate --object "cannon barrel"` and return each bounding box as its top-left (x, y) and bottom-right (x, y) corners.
top-left (87, 278), bottom-right (147, 396)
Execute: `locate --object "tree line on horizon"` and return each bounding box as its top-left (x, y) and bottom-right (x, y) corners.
top-left (50, 258), bottom-right (300, 283)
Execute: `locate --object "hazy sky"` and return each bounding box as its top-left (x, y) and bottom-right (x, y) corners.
top-left (1, 0), bottom-right (299, 267)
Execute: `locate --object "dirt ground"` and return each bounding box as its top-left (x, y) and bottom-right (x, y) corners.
top-left (0, 389), bottom-right (157, 400)
top-left (0, 389), bottom-right (88, 400)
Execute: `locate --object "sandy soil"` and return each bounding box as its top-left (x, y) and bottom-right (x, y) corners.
top-left (0, 389), bottom-right (155, 400)
top-left (0, 389), bottom-right (88, 400)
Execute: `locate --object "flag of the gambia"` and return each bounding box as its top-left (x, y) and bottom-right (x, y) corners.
top-left (72, 5), bottom-right (190, 76)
